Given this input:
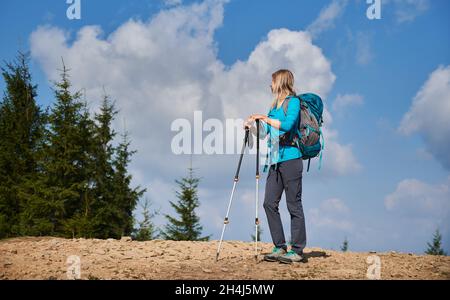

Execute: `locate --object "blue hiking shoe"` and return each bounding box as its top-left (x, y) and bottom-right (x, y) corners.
top-left (279, 250), bottom-right (307, 264)
top-left (264, 247), bottom-right (287, 262)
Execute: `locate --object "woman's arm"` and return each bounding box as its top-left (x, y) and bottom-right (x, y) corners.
top-left (264, 116), bottom-right (280, 130)
top-left (251, 98), bottom-right (300, 132)
top-left (249, 114), bottom-right (280, 129)
top-left (245, 116), bottom-right (269, 138)
top-left (278, 97), bottom-right (300, 132)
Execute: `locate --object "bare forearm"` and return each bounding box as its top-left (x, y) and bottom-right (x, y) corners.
top-left (263, 117), bottom-right (280, 130)
top-left (248, 114), bottom-right (280, 130)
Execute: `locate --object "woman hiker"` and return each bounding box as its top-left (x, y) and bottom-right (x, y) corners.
top-left (244, 69), bottom-right (306, 264)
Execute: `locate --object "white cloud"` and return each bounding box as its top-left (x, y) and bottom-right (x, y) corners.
top-left (340, 29), bottom-right (374, 66)
top-left (164, 0), bottom-right (183, 7)
top-left (307, 0), bottom-right (348, 38)
top-left (212, 28), bottom-right (336, 119)
top-left (332, 93), bottom-right (364, 114)
top-left (395, 0), bottom-right (429, 23)
top-left (384, 177), bottom-right (450, 230)
top-left (355, 32), bottom-right (373, 65)
top-left (31, 0), bottom-right (228, 176)
top-left (322, 198), bottom-right (350, 214)
top-left (142, 178), bottom-right (175, 224)
top-left (399, 65), bottom-right (450, 170)
top-left (309, 198), bottom-right (353, 231)
top-left (383, 0), bottom-right (430, 23)
top-left (319, 123), bottom-right (363, 176)
top-left (416, 147), bottom-right (433, 161)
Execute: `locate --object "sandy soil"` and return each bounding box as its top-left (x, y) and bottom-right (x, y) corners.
top-left (1, 237), bottom-right (449, 280)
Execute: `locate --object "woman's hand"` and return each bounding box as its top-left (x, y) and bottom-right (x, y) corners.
top-left (251, 114), bottom-right (280, 129)
top-left (243, 116), bottom-right (254, 129)
top-left (251, 114), bottom-right (268, 122)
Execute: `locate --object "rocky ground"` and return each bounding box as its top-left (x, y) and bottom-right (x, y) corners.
top-left (1, 236), bottom-right (449, 280)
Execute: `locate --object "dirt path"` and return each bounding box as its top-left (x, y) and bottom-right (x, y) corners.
top-left (1, 237), bottom-right (449, 280)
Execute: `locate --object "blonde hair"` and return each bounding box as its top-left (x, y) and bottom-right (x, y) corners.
top-left (270, 69), bottom-right (296, 110)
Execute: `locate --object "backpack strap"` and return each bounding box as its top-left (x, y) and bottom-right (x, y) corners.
top-left (282, 94), bottom-right (297, 115)
top-left (318, 127), bottom-right (324, 170)
top-left (282, 98), bottom-right (290, 115)
top-left (263, 151), bottom-right (269, 173)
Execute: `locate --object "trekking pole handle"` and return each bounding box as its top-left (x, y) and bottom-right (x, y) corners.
top-left (234, 128), bottom-right (249, 180)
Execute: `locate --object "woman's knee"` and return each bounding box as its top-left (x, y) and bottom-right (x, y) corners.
top-left (286, 196), bottom-right (304, 216)
top-left (263, 198), bottom-right (277, 211)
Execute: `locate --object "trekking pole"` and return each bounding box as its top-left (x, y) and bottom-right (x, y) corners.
top-left (216, 127), bottom-right (250, 262)
top-left (254, 119), bottom-right (260, 260)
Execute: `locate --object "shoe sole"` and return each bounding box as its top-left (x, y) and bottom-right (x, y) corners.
top-left (279, 258), bottom-right (307, 264)
top-left (263, 257), bottom-right (281, 262)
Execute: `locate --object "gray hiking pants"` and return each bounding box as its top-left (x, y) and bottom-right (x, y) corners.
top-left (263, 158), bottom-right (306, 254)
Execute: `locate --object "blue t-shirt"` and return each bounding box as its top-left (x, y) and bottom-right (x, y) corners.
top-left (263, 96), bottom-right (302, 166)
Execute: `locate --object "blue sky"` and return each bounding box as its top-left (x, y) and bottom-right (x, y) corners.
top-left (1, 0), bottom-right (449, 254)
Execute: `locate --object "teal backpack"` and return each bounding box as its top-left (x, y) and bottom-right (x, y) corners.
top-left (280, 93), bottom-right (324, 172)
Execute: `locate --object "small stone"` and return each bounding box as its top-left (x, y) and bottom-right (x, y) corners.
top-left (202, 268), bottom-right (212, 273)
top-left (221, 268), bottom-right (228, 272)
top-left (94, 249), bottom-right (106, 255)
top-left (121, 236), bottom-right (132, 242)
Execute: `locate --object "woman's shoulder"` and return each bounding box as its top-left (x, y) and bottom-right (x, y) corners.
top-left (286, 96), bottom-right (300, 109)
top-left (288, 95), bottom-right (300, 103)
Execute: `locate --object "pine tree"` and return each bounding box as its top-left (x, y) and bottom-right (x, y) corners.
top-left (1, 53), bottom-right (147, 240)
top-left (0, 52), bottom-right (48, 238)
top-left (425, 229), bottom-right (447, 256)
top-left (18, 61), bottom-right (96, 237)
top-left (341, 237), bottom-right (349, 252)
top-left (251, 226), bottom-right (263, 242)
top-left (132, 197), bottom-right (159, 241)
top-left (162, 167), bottom-right (210, 241)
top-left (110, 130), bottom-right (146, 238)
top-left (89, 94), bottom-right (120, 238)
top-left (63, 94), bottom-right (98, 238)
